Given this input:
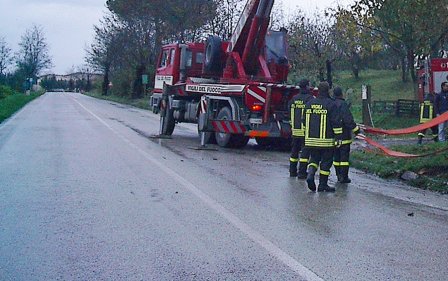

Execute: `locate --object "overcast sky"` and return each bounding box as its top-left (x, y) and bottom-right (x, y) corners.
top-left (0, 0), bottom-right (354, 74)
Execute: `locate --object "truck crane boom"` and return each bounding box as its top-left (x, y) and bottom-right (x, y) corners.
top-left (224, 0), bottom-right (275, 79)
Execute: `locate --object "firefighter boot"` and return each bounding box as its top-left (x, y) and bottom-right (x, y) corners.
top-left (297, 162), bottom-right (308, 179)
top-left (306, 165), bottom-right (317, 191)
top-left (335, 166), bottom-right (343, 182)
top-left (289, 161), bottom-right (298, 177)
top-left (339, 166), bottom-right (351, 184)
top-left (317, 174), bottom-right (336, 192)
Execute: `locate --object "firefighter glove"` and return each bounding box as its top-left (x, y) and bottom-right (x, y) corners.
top-left (353, 126), bottom-right (361, 135)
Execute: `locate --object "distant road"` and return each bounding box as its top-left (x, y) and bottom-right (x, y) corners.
top-left (1, 92), bottom-right (447, 280)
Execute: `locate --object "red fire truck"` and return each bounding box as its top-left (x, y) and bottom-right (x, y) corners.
top-left (150, 0), bottom-right (301, 148)
top-left (417, 58), bottom-right (448, 100)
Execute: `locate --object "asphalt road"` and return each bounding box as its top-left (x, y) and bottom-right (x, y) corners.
top-left (1, 92), bottom-right (447, 280)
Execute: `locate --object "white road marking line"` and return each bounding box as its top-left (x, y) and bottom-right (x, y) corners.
top-left (72, 97), bottom-right (323, 281)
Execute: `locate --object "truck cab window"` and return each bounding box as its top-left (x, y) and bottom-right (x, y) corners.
top-left (170, 49), bottom-right (175, 65)
top-left (196, 52), bottom-right (204, 64)
top-left (186, 50), bottom-right (193, 68)
top-left (159, 50), bottom-right (169, 68)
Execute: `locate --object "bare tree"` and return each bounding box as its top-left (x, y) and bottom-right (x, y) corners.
top-left (86, 14), bottom-right (124, 95)
top-left (16, 25), bottom-right (52, 80)
top-left (331, 6), bottom-right (382, 79)
top-left (77, 64), bottom-right (96, 91)
top-left (205, 0), bottom-right (244, 40)
top-left (288, 10), bottom-right (339, 84)
top-left (0, 36), bottom-right (13, 76)
top-left (270, 1), bottom-right (287, 30)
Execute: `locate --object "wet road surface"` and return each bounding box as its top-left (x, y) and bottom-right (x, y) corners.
top-left (1, 92), bottom-right (447, 280)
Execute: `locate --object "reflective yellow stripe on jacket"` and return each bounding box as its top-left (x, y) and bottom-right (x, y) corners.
top-left (420, 101), bottom-right (433, 123)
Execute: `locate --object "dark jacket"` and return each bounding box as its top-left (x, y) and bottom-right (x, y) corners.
top-left (334, 97), bottom-right (359, 143)
top-left (289, 89), bottom-right (315, 137)
top-left (304, 93), bottom-right (342, 148)
top-left (434, 91), bottom-right (448, 115)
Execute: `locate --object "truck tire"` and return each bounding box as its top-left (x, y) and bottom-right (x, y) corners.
top-left (255, 137), bottom-right (275, 147)
top-left (215, 107), bottom-right (249, 148)
top-left (204, 132), bottom-right (217, 144)
top-left (204, 35), bottom-right (223, 73)
top-left (160, 108), bottom-right (175, 136)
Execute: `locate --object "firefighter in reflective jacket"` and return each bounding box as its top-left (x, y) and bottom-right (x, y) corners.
top-left (304, 82), bottom-right (343, 192)
top-left (417, 92), bottom-right (438, 144)
top-left (333, 87), bottom-right (360, 183)
top-left (288, 79), bottom-right (314, 178)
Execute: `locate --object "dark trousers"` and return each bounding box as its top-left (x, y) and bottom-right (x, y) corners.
top-left (334, 144), bottom-right (351, 179)
top-left (334, 144), bottom-right (350, 168)
top-left (290, 137), bottom-right (310, 159)
top-left (290, 137), bottom-right (311, 176)
top-left (290, 137), bottom-right (303, 160)
top-left (308, 148), bottom-right (334, 174)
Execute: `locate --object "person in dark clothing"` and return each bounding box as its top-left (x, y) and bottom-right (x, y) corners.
top-left (304, 82), bottom-right (343, 192)
top-left (417, 91), bottom-right (438, 144)
top-left (434, 82), bottom-right (448, 142)
top-left (288, 79), bottom-right (314, 178)
top-left (332, 87), bottom-right (360, 183)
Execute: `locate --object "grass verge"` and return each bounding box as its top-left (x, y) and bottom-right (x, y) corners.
top-left (352, 142), bottom-right (448, 194)
top-left (83, 91), bottom-right (151, 110)
top-left (0, 91), bottom-right (43, 123)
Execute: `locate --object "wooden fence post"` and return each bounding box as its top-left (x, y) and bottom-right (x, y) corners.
top-left (362, 84), bottom-right (373, 127)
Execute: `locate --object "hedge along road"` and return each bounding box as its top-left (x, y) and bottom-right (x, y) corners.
top-left (0, 92), bottom-right (447, 280)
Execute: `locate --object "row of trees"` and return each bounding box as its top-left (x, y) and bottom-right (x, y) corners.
top-left (87, 0), bottom-right (448, 98)
top-left (39, 76), bottom-right (93, 93)
top-left (0, 25), bottom-right (53, 91)
top-left (287, 0), bottom-right (448, 84)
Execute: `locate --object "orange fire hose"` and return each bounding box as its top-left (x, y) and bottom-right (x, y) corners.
top-left (356, 134), bottom-right (448, 158)
top-left (355, 112), bottom-right (448, 158)
top-left (362, 111), bottom-right (448, 135)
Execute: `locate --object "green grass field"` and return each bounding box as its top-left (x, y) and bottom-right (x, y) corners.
top-left (334, 69), bottom-right (419, 127)
top-left (0, 90), bottom-right (42, 123)
top-left (333, 69), bottom-right (416, 102)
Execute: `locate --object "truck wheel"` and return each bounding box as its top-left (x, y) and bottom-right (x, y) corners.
top-left (215, 107), bottom-right (249, 148)
top-left (160, 108), bottom-right (175, 135)
top-left (204, 132), bottom-right (217, 144)
top-left (255, 137), bottom-right (275, 147)
top-left (230, 135), bottom-right (249, 148)
top-left (204, 35), bottom-right (223, 73)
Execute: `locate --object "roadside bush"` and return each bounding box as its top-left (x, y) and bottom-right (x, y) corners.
top-left (0, 85), bottom-right (15, 99)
